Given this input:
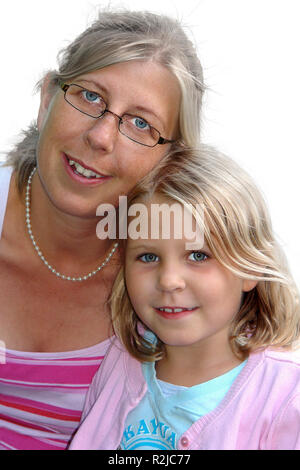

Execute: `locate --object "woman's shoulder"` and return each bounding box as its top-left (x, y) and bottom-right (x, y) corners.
top-left (0, 162), bottom-right (13, 200)
top-left (0, 163), bottom-right (14, 236)
top-left (0, 162), bottom-right (13, 186)
top-left (0, 161), bottom-right (13, 172)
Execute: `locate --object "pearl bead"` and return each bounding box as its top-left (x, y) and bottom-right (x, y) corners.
top-left (25, 167), bottom-right (118, 282)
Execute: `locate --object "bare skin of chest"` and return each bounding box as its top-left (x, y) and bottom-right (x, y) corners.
top-left (0, 241), bottom-right (118, 353)
top-left (0, 173), bottom-right (119, 352)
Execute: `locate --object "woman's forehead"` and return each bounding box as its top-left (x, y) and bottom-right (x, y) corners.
top-left (75, 61), bottom-right (181, 132)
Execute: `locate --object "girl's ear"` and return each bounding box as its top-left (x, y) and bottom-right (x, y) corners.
top-left (242, 279), bottom-right (258, 293)
top-left (37, 73), bottom-right (55, 131)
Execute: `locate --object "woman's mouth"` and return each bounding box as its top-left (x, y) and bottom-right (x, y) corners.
top-left (63, 153), bottom-right (110, 185)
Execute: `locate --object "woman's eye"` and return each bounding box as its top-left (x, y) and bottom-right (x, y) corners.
top-left (188, 252), bottom-right (208, 262)
top-left (139, 253), bottom-right (158, 263)
top-left (82, 90), bottom-right (101, 103)
top-left (131, 117), bottom-right (150, 131)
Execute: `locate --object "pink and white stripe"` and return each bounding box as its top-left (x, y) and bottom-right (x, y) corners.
top-left (0, 339), bottom-right (111, 450)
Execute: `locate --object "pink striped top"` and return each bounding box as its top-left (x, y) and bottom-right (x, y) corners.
top-left (0, 165), bottom-right (111, 450)
top-left (0, 340), bottom-right (110, 450)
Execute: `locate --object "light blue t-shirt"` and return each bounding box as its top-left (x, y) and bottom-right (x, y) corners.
top-left (120, 339), bottom-right (247, 450)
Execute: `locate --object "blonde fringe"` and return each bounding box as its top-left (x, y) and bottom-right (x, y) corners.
top-left (109, 146), bottom-right (300, 362)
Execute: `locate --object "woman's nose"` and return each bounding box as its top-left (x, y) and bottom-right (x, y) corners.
top-left (84, 112), bottom-right (120, 152)
top-left (157, 265), bottom-right (186, 292)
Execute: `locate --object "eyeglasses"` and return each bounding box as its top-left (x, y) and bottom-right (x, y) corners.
top-left (60, 83), bottom-right (176, 148)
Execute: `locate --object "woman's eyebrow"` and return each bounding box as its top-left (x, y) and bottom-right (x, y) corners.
top-left (75, 78), bottom-right (108, 93)
top-left (133, 105), bottom-right (164, 129)
top-left (73, 79), bottom-right (165, 129)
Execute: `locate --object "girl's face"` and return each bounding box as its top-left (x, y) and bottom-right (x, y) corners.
top-left (125, 195), bottom-right (256, 357)
top-left (36, 61), bottom-right (181, 219)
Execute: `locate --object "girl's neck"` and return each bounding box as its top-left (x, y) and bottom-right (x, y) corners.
top-left (155, 340), bottom-right (243, 387)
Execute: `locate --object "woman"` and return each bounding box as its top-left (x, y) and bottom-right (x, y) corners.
top-left (0, 8), bottom-right (204, 449)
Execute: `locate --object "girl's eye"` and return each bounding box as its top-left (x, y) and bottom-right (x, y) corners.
top-left (82, 90), bottom-right (102, 104)
top-left (188, 251), bottom-right (208, 262)
top-left (139, 253), bottom-right (159, 263)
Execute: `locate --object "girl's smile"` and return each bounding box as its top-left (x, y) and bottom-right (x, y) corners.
top-left (154, 306), bottom-right (198, 320)
top-left (125, 194), bottom-right (257, 358)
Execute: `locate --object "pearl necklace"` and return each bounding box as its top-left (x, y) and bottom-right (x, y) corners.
top-left (25, 167), bottom-right (118, 281)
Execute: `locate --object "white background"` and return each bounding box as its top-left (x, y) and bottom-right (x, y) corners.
top-left (1, 0), bottom-right (299, 288)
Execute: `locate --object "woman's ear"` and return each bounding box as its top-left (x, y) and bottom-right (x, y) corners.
top-left (37, 73), bottom-right (55, 130)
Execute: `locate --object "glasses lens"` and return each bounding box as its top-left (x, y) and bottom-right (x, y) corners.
top-left (120, 115), bottom-right (160, 147)
top-left (65, 85), bottom-right (106, 118)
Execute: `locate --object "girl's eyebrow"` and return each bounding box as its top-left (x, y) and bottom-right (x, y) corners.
top-left (127, 243), bottom-right (158, 252)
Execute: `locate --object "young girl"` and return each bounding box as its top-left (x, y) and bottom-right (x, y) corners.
top-left (69, 146), bottom-right (300, 450)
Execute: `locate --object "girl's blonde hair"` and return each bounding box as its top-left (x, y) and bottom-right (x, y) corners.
top-left (110, 145), bottom-right (300, 361)
top-left (6, 7), bottom-right (204, 192)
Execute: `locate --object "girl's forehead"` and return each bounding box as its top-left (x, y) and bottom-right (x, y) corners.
top-left (127, 193), bottom-right (206, 250)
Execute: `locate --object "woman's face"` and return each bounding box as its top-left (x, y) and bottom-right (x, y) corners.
top-left (36, 60), bottom-right (181, 219)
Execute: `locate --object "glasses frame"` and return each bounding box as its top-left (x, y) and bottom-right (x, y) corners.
top-left (60, 83), bottom-right (176, 148)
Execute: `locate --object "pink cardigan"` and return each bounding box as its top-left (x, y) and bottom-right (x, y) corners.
top-left (69, 338), bottom-right (300, 450)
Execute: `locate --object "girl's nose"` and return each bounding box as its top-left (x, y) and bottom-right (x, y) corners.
top-left (84, 112), bottom-right (120, 152)
top-left (157, 265), bottom-right (186, 292)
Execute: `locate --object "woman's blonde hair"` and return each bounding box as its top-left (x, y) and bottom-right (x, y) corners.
top-left (110, 145), bottom-right (300, 361)
top-left (6, 7), bottom-right (204, 192)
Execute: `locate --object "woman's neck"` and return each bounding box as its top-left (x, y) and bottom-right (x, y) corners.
top-left (25, 170), bottom-right (116, 275)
